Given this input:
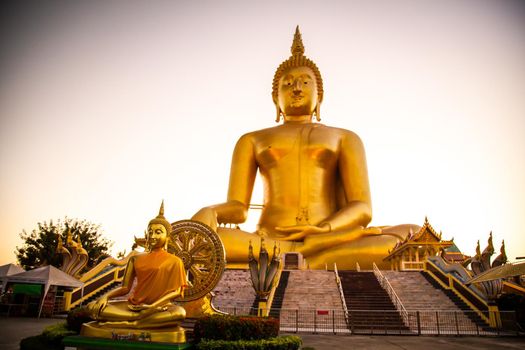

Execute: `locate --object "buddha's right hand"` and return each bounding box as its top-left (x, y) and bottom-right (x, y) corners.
top-left (191, 207), bottom-right (218, 231)
top-left (88, 295), bottom-right (108, 319)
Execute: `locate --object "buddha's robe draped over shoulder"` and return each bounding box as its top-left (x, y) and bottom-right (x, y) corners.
top-left (129, 249), bottom-right (187, 305)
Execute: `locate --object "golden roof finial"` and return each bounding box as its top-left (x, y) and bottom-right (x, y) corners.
top-left (291, 25), bottom-right (305, 57)
top-left (488, 231), bottom-right (494, 250)
top-left (475, 240), bottom-right (481, 257)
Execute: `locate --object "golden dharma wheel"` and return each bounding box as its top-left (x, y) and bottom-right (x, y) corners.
top-left (168, 220), bottom-right (226, 301)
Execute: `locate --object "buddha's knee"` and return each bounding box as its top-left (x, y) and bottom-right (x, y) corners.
top-left (167, 304), bottom-right (186, 320)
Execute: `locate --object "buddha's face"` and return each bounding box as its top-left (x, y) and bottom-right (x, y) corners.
top-left (147, 223), bottom-right (168, 250)
top-left (277, 66), bottom-right (318, 120)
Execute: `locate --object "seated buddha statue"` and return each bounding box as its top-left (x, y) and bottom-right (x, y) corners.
top-left (84, 202), bottom-right (187, 332)
top-left (192, 27), bottom-right (414, 270)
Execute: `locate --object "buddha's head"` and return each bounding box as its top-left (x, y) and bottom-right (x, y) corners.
top-left (147, 200), bottom-right (171, 250)
top-left (272, 26), bottom-right (324, 122)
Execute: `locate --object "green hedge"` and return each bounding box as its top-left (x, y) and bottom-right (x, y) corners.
top-left (194, 315), bottom-right (279, 342)
top-left (20, 322), bottom-right (75, 350)
top-left (196, 335), bottom-right (302, 350)
top-left (66, 306), bottom-right (94, 333)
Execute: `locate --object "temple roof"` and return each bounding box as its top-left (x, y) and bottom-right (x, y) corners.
top-left (383, 217), bottom-right (453, 261)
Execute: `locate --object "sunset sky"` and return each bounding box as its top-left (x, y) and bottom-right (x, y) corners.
top-left (1, 0), bottom-right (524, 266)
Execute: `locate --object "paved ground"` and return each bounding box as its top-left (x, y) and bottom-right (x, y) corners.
top-left (292, 333), bottom-right (525, 350)
top-left (0, 317), bottom-right (523, 350)
top-left (0, 316), bottom-right (64, 350)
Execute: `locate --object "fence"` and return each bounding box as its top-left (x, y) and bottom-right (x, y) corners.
top-left (215, 306), bottom-right (522, 336)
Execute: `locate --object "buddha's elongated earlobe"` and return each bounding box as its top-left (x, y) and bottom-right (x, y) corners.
top-left (315, 103), bottom-right (321, 122)
top-left (275, 106), bottom-right (282, 123)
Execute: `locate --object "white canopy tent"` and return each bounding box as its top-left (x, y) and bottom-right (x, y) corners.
top-left (0, 263), bottom-right (25, 293)
top-left (6, 265), bottom-right (83, 317)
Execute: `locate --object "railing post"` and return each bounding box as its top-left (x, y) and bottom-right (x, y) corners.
top-left (417, 311), bottom-right (421, 335)
top-left (333, 310), bottom-right (336, 334)
top-left (295, 309), bottom-right (298, 333)
top-left (314, 309), bottom-right (317, 334)
top-left (436, 311), bottom-right (440, 336)
top-left (455, 311), bottom-right (459, 335)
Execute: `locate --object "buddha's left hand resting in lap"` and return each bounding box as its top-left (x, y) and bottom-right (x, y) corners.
top-left (86, 202), bottom-right (187, 328)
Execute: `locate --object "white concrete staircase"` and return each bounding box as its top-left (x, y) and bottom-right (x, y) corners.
top-left (211, 269), bottom-right (256, 313)
top-left (280, 270), bottom-right (343, 310)
top-left (382, 271), bottom-right (487, 333)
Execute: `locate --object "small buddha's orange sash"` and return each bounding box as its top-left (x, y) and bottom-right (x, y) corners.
top-left (129, 249), bottom-right (187, 305)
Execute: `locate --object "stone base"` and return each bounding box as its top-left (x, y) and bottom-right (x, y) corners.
top-left (63, 335), bottom-right (192, 349)
top-left (80, 321), bottom-right (186, 343)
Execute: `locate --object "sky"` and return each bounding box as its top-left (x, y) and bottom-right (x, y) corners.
top-left (1, 0), bottom-right (524, 266)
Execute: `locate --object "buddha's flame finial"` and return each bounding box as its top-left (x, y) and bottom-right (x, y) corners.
top-left (291, 25), bottom-right (305, 57)
top-left (158, 200), bottom-right (165, 218)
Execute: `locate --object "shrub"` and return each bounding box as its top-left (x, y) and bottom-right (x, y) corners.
top-left (20, 323), bottom-right (74, 350)
top-left (43, 322), bottom-right (76, 341)
top-left (196, 335), bottom-right (302, 350)
top-left (193, 315), bottom-right (279, 342)
top-left (67, 306), bottom-right (94, 333)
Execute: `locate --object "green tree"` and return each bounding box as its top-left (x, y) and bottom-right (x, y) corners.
top-left (15, 218), bottom-right (113, 271)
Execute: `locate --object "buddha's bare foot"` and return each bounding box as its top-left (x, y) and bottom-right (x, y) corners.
top-left (99, 320), bottom-right (137, 328)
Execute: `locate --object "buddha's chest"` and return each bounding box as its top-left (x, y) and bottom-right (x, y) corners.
top-left (134, 253), bottom-right (168, 278)
top-left (254, 126), bottom-right (339, 169)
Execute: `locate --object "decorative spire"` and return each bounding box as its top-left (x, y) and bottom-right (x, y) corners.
top-left (475, 240), bottom-right (481, 257)
top-left (291, 25), bottom-right (305, 57)
top-left (158, 199), bottom-right (165, 218)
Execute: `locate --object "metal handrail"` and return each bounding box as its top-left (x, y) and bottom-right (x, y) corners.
top-left (333, 263), bottom-right (349, 324)
top-left (373, 262), bottom-right (408, 326)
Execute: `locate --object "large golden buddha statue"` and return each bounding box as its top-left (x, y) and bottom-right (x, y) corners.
top-left (82, 202), bottom-right (187, 342)
top-left (193, 27), bottom-right (412, 270)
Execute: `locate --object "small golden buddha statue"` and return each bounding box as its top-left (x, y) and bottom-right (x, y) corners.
top-left (82, 202), bottom-right (187, 342)
top-left (193, 27), bottom-right (413, 270)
